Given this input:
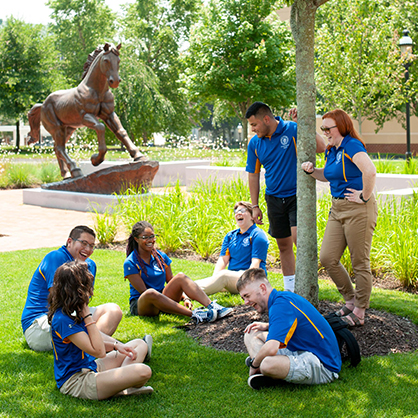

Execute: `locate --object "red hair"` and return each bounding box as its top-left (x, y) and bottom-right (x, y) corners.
top-left (322, 109), bottom-right (366, 149)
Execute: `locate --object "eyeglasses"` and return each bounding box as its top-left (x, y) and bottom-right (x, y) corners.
top-left (320, 125), bottom-right (337, 134)
top-left (138, 235), bottom-right (158, 241)
top-left (234, 208), bottom-right (247, 215)
top-left (73, 239), bottom-right (95, 250)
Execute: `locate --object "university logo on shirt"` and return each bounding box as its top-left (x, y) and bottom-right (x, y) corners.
top-left (280, 136), bottom-right (290, 149)
top-left (242, 238), bottom-right (250, 247)
top-left (336, 151), bottom-right (343, 164)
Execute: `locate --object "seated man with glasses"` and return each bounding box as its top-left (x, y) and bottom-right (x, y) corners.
top-left (195, 201), bottom-right (269, 296)
top-left (21, 225), bottom-right (123, 352)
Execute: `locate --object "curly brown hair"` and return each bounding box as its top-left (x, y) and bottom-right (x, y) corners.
top-left (47, 261), bottom-right (94, 325)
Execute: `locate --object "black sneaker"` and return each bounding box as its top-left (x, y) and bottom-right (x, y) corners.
top-left (248, 374), bottom-right (282, 390)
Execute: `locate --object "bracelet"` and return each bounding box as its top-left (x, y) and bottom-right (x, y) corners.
top-left (359, 192), bottom-right (370, 203)
top-left (252, 205), bottom-right (259, 209)
top-left (85, 321), bottom-right (96, 327)
top-left (113, 341), bottom-right (118, 351)
top-left (82, 313), bottom-right (92, 320)
top-left (249, 358), bottom-right (259, 369)
top-left (303, 169), bottom-right (314, 175)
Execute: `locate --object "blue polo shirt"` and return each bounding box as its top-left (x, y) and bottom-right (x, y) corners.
top-left (124, 250), bottom-right (172, 303)
top-left (246, 117), bottom-right (298, 198)
top-left (220, 224), bottom-right (269, 274)
top-left (21, 246), bottom-right (96, 333)
top-left (267, 289), bottom-right (341, 373)
top-left (324, 135), bottom-right (367, 198)
top-left (51, 308), bottom-right (98, 388)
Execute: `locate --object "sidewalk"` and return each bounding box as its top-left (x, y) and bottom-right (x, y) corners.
top-left (0, 189), bottom-right (95, 253)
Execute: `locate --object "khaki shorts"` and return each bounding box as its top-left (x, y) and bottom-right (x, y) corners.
top-left (60, 358), bottom-right (105, 400)
top-left (278, 348), bottom-right (339, 385)
top-left (24, 307), bottom-right (97, 352)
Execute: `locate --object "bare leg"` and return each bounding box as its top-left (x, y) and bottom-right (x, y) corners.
top-left (260, 355), bottom-right (291, 380)
top-left (93, 303), bottom-right (123, 336)
top-left (244, 329), bottom-right (268, 358)
top-left (163, 273), bottom-right (211, 307)
top-left (96, 339), bottom-right (152, 400)
top-left (137, 288), bottom-right (193, 317)
top-left (276, 236), bottom-right (295, 276)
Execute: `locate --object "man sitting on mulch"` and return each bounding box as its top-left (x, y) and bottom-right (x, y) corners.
top-left (237, 268), bottom-right (341, 390)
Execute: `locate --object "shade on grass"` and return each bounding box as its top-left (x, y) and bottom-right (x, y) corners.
top-left (1, 248), bottom-right (418, 418)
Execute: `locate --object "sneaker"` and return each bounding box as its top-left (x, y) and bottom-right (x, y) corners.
top-left (207, 300), bottom-right (233, 319)
top-left (248, 374), bottom-right (282, 390)
top-left (191, 308), bottom-right (217, 323)
top-left (143, 335), bottom-right (153, 362)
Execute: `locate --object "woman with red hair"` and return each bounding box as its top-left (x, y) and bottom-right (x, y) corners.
top-left (301, 109), bottom-right (377, 328)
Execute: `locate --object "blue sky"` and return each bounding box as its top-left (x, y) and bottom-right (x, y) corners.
top-left (1, 0), bottom-right (134, 25)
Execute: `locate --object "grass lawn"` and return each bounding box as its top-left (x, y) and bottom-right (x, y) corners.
top-left (2, 248), bottom-right (418, 418)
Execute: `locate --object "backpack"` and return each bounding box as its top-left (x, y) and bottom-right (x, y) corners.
top-left (324, 313), bottom-right (361, 367)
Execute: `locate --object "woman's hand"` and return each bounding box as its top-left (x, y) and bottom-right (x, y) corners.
top-left (80, 304), bottom-right (90, 320)
top-left (115, 343), bottom-right (137, 361)
top-left (289, 108), bottom-right (297, 122)
top-left (183, 298), bottom-right (193, 310)
top-left (301, 161), bottom-right (315, 174)
top-left (344, 188), bottom-right (364, 204)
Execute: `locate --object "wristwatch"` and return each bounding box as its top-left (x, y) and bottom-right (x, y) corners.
top-left (359, 193), bottom-right (370, 203)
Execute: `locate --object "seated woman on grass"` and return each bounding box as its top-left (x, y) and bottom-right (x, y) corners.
top-left (48, 261), bottom-right (153, 400)
top-left (124, 221), bottom-right (232, 323)
top-left (194, 201), bottom-right (269, 295)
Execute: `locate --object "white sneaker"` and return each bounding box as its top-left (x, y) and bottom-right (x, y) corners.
top-left (208, 300), bottom-right (233, 319)
top-left (191, 308), bottom-right (217, 323)
top-left (143, 335), bottom-right (152, 362)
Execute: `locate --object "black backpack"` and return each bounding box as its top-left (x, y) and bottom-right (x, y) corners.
top-left (323, 313), bottom-right (361, 367)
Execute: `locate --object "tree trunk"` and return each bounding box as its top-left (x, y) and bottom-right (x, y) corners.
top-left (290, 0), bottom-right (322, 305)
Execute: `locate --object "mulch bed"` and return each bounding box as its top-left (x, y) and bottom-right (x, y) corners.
top-left (99, 241), bottom-right (418, 357)
top-left (182, 301), bottom-right (418, 358)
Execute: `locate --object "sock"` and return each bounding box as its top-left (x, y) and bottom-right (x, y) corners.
top-left (283, 275), bottom-right (295, 292)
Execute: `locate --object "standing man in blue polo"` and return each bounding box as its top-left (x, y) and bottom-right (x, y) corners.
top-left (246, 102), bottom-right (325, 292)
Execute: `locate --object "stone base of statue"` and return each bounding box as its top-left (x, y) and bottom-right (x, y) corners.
top-left (42, 160), bottom-right (159, 195)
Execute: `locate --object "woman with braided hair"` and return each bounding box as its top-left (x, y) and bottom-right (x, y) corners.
top-left (124, 221), bottom-right (232, 323)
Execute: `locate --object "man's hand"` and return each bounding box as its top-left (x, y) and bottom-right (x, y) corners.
top-left (244, 321), bottom-right (269, 333)
top-left (289, 108), bottom-right (297, 122)
top-left (252, 207), bottom-right (263, 225)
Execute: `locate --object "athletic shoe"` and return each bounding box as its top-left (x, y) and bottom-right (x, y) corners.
top-left (207, 300), bottom-right (233, 319)
top-left (248, 374), bottom-right (282, 390)
top-left (114, 386), bottom-right (154, 397)
top-left (245, 356), bottom-right (252, 368)
top-left (192, 308), bottom-right (217, 323)
top-left (143, 335), bottom-right (153, 362)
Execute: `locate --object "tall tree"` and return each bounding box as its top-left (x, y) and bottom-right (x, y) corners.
top-left (0, 18), bottom-right (61, 149)
top-left (287, 0), bottom-right (330, 305)
top-left (114, 0), bottom-right (198, 142)
top-left (47, 0), bottom-right (116, 86)
top-left (315, 0), bottom-right (406, 133)
top-left (184, 0), bottom-right (296, 140)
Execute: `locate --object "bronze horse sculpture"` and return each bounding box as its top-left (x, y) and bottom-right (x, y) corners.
top-left (28, 43), bottom-right (145, 178)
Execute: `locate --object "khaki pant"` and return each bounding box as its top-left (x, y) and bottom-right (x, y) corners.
top-left (320, 196), bottom-right (378, 309)
top-left (194, 270), bottom-right (244, 295)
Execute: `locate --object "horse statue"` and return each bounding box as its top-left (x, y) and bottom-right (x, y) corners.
top-left (27, 43), bottom-right (145, 179)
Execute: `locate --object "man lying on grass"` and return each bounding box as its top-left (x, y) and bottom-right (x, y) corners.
top-left (21, 225), bottom-right (123, 352)
top-left (237, 268), bottom-right (341, 390)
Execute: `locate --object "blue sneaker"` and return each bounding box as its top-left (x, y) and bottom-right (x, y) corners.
top-left (207, 300), bottom-right (233, 319)
top-left (192, 308), bottom-right (217, 323)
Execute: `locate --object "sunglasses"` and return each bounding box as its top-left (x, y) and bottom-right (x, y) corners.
top-left (138, 235), bottom-right (158, 241)
top-left (320, 125), bottom-right (337, 134)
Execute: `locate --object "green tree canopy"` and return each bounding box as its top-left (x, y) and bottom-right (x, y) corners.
top-left (0, 17), bottom-right (62, 148)
top-left (114, 0), bottom-right (198, 143)
top-left (47, 0), bottom-right (116, 86)
top-left (184, 0), bottom-right (296, 140)
top-left (315, 0), bottom-right (407, 133)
